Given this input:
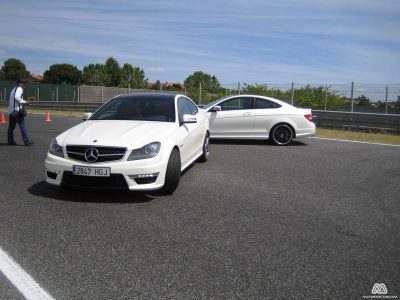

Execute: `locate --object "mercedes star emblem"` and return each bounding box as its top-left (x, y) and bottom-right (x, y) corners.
top-left (84, 147), bottom-right (99, 162)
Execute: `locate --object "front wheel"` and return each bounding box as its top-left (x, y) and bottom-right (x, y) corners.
top-left (197, 132), bottom-right (210, 162)
top-left (270, 124), bottom-right (294, 146)
top-left (161, 148), bottom-right (181, 194)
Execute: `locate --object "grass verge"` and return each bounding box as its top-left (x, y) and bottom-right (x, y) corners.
top-left (316, 128), bottom-right (400, 145)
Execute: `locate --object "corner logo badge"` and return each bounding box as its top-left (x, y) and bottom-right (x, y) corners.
top-left (372, 283), bottom-right (388, 295)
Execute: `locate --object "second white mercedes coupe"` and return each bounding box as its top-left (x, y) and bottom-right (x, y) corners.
top-left (45, 93), bottom-right (210, 194)
top-left (203, 95), bottom-right (315, 145)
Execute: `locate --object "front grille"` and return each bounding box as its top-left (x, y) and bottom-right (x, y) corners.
top-left (66, 145), bottom-right (127, 163)
top-left (62, 172), bottom-right (129, 189)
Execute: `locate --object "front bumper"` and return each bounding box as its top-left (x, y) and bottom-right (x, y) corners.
top-left (45, 153), bottom-right (168, 191)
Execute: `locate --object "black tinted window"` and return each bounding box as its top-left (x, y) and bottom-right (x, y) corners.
top-left (91, 96), bottom-right (175, 122)
top-left (220, 97), bottom-right (253, 110)
top-left (178, 98), bottom-right (192, 122)
top-left (255, 98), bottom-right (281, 109)
top-left (186, 99), bottom-right (198, 115)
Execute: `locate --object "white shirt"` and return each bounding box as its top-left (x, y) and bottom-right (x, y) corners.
top-left (8, 86), bottom-right (28, 114)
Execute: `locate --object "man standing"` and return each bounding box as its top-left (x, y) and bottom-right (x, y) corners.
top-left (7, 79), bottom-right (33, 146)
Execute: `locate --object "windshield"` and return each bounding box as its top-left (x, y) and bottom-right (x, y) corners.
top-left (91, 96), bottom-right (176, 122)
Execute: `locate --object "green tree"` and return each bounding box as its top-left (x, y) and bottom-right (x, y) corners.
top-left (82, 58), bottom-right (148, 87)
top-left (187, 87), bottom-right (211, 104)
top-left (241, 84), bottom-right (344, 109)
top-left (0, 58), bottom-right (30, 81)
top-left (292, 85), bottom-right (343, 109)
top-left (120, 63), bottom-right (147, 88)
top-left (242, 84), bottom-right (290, 100)
top-left (82, 63), bottom-right (110, 86)
top-left (356, 95), bottom-right (370, 106)
top-left (43, 64), bottom-right (82, 84)
top-left (184, 71), bottom-right (221, 93)
top-left (104, 57), bottom-right (121, 87)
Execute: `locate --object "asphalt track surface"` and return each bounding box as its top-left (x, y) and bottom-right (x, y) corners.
top-left (0, 113), bottom-right (399, 299)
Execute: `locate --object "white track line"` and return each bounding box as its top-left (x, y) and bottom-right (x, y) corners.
top-left (311, 137), bottom-right (400, 147)
top-left (0, 246), bottom-right (55, 300)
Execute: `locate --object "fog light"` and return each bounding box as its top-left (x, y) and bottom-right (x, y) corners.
top-left (129, 173), bottom-right (159, 179)
top-left (46, 171), bottom-right (59, 180)
top-left (129, 173), bottom-right (159, 184)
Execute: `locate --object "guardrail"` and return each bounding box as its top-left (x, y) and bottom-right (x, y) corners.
top-left (1, 101), bottom-right (399, 134)
top-left (313, 110), bottom-right (400, 134)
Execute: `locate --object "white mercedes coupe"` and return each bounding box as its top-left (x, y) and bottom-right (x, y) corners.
top-left (203, 95), bottom-right (315, 145)
top-left (45, 93), bottom-right (210, 194)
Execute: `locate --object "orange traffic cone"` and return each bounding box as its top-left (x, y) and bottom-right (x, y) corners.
top-left (45, 112), bottom-right (52, 122)
top-left (1, 112), bottom-right (6, 125)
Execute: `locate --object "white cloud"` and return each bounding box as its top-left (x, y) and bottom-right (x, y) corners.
top-left (149, 67), bottom-right (166, 72)
top-left (0, 0), bottom-right (399, 83)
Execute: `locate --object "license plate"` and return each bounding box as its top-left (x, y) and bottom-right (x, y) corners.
top-left (72, 166), bottom-right (111, 177)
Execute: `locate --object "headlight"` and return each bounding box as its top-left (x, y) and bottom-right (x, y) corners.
top-left (128, 142), bottom-right (161, 161)
top-left (49, 138), bottom-right (64, 158)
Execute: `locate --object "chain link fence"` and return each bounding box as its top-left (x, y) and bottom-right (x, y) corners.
top-left (214, 82), bottom-right (400, 114)
top-left (0, 80), bottom-right (399, 114)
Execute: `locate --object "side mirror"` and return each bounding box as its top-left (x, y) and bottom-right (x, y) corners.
top-left (182, 114), bottom-right (197, 124)
top-left (212, 106), bottom-right (221, 112)
top-left (82, 112), bottom-right (93, 121)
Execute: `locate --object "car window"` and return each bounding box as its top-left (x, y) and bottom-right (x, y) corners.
top-left (219, 97), bottom-right (253, 111)
top-left (255, 98), bottom-right (281, 109)
top-left (186, 99), bottom-right (198, 115)
top-left (91, 96), bottom-right (175, 122)
top-left (178, 98), bottom-right (193, 123)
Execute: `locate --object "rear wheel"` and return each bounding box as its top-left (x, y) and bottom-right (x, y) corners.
top-left (197, 132), bottom-right (210, 162)
top-left (270, 124), bottom-right (294, 146)
top-left (162, 148), bottom-right (181, 194)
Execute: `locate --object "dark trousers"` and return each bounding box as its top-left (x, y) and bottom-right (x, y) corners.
top-left (7, 114), bottom-right (30, 144)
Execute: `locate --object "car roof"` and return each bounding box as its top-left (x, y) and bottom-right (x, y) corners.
top-left (115, 93), bottom-right (181, 101)
top-left (204, 94), bottom-right (292, 109)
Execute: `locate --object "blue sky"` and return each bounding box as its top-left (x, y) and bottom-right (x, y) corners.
top-left (0, 0), bottom-right (399, 85)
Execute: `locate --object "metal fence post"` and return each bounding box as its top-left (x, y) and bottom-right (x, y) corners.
top-left (350, 82), bottom-right (354, 112)
top-left (56, 86), bottom-right (59, 102)
top-left (199, 83), bottom-right (202, 104)
top-left (291, 82), bottom-right (295, 105)
top-left (238, 82), bottom-right (241, 95)
top-left (385, 86), bottom-right (388, 114)
top-left (324, 85), bottom-right (328, 111)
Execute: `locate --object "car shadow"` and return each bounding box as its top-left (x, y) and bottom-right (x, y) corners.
top-left (210, 139), bottom-right (307, 146)
top-left (28, 181), bottom-right (155, 203)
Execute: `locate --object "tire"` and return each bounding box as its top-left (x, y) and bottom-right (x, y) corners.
top-left (270, 124), bottom-right (294, 146)
top-left (161, 148), bottom-right (181, 194)
top-left (197, 132), bottom-right (210, 163)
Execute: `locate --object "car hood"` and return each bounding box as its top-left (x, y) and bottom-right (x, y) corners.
top-left (56, 120), bottom-right (177, 149)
